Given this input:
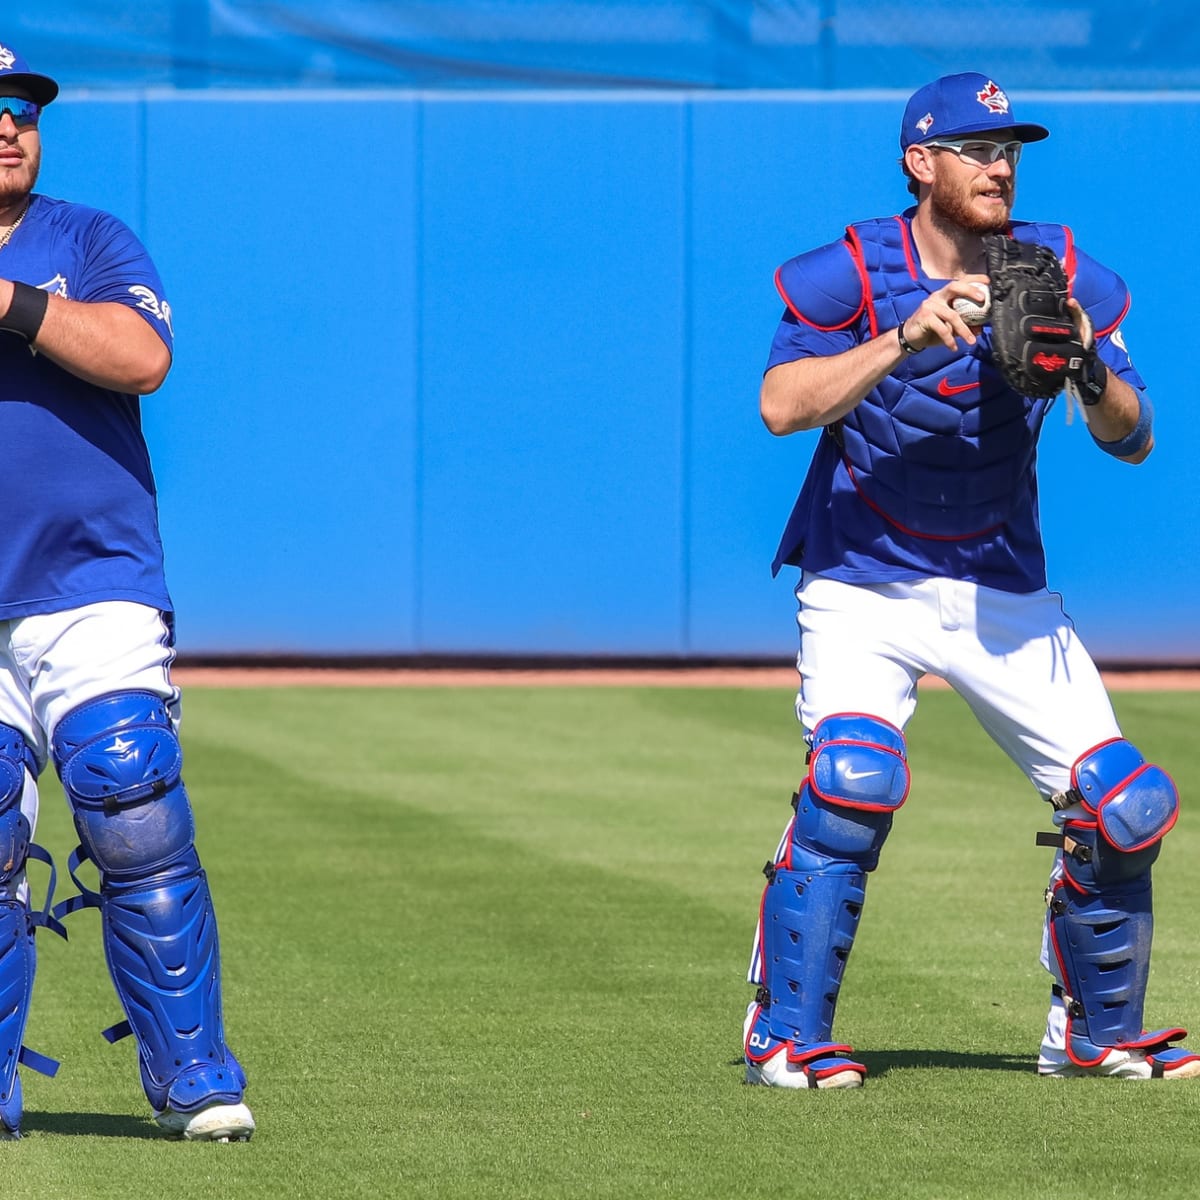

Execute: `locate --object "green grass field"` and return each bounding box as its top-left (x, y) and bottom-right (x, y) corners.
top-left (8, 683), bottom-right (1200, 1199)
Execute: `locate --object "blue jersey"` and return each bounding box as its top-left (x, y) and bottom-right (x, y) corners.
top-left (767, 211), bottom-right (1147, 592)
top-left (0, 193), bottom-right (175, 619)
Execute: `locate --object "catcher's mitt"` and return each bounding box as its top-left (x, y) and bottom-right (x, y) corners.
top-left (984, 235), bottom-right (1088, 399)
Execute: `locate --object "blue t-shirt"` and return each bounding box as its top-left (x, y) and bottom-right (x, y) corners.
top-left (0, 193), bottom-right (175, 619)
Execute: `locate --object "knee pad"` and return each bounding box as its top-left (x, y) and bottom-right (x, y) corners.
top-left (1055, 738), bottom-right (1177, 895)
top-left (1065, 737), bottom-right (1177, 867)
top-left (51, 691), bottom-right (195, 880)
top-left (1043, 739), bottom-right (1178, 1055)
top-left (756, 714), bottom-right (909, 1046)
top-left (788, 714), bottom-right (910, 872)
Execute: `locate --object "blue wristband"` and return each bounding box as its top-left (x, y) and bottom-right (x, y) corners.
top-left (1091, 394), bottom-right (1153, 458)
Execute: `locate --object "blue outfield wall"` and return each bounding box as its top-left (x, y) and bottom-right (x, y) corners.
top-left (10, 3), bottom-right (1200, 92)
top-left (32, 90), bottom-right (1200, 660)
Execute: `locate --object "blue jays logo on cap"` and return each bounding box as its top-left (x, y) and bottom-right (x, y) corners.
top-left (975, 79), bottom-right (1010, 114)
top-left (900, 72), bottom-right (1048, 151)
top-left (0, 42), bottom-right (59, 107)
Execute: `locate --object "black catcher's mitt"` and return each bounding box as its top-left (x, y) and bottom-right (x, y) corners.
top-left (984, 235), bottom-right (1087, 399)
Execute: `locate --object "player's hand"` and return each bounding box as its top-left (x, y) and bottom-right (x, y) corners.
top-left (899, 275), bottom-right (990, 352)
top-left (1066, 297), bottom-right (1095, 351)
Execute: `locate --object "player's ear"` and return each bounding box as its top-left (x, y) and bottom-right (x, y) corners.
top-left (904, 144), bottom-right (936, 187)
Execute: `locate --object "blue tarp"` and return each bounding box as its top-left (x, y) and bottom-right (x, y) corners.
top-left (7, 2), bottom-right (1200, 92)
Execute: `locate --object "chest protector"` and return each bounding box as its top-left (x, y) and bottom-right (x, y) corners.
top-left (835, 218), bottom-right (1066, 540)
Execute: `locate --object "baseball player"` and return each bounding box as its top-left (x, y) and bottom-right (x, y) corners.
top-left (743, 71), bottom-right (1198, 1089)
top-left (0, 45), bottom-right (253, 1139)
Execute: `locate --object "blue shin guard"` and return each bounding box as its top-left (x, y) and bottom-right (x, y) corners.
top-left (747, 715), bottom-right (909, 1083)
top-left (51, 691), bottom-right (246, 1116)
top-left (0, 894), bottom-right (61, 1137)
top-left (757, 858), bottom-right (867, 1046)
top-left (1046, 833), bottom-right (1154, 1057)
top-left (98, 850), bottom-right (246, 1113)
top-left (1045, 738), bottom-right (1197, 1074)
top-left (0, 725), bottom-right (61, 1137)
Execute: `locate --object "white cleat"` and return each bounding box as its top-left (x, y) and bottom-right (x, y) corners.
top-left (746, 1050), bottom-right (864, 1090)
top-left (743, 1001), bottom-right (865, 1089)
top-left (155, 1101), bottom-right (256, 1141)
top-left (1038, 1042), bottom-right (1200, 1080)
top-left (1038, 993), bottom-right (1200, 1080)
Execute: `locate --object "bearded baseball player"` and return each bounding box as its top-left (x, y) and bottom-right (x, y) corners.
top-left (0, 45), bottom-right (253, 1138)
top-left (743, 71), bottom-right (1198, 1089)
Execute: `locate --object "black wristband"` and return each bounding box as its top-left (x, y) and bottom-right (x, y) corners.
top-left (896, 320), bottom-right (919, 355)
top-left (0, 282), bottom-right (48, 342)
top-left (1074, 350), bottom-right (1108, 406)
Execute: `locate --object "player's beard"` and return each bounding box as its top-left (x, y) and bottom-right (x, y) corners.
top-left (0, 138), bottom-right (40, 215)
top-left (929, 169), bottom-right (1012, 235)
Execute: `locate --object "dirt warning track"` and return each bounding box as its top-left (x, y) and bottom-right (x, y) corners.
top-left (171, 665), bottom-right (1200, 690)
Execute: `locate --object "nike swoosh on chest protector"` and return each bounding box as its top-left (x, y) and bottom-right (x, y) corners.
top-left (937, 376), bottom-right (979, 396)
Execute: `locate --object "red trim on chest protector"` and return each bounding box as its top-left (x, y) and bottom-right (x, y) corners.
top-left (773, 263), bottom-right (866, 331)
top-left (842, 457), bottom-right (1004, 542)
top-left (896, 215), bottom-right (921, 283)
top-left (843, 225), bottom-right (877, 338)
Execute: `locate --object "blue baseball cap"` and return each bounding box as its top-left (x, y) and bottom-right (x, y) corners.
top-left (0, 42), bottom-right (58, 107)
top-left (900, 73), bottom-right (1047, 151)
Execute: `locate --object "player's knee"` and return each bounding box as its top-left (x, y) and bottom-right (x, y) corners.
top-left (791, 714), bottom-right (910, 870)
top-left (0, 724), bottom-right (34, 890)
top-left (51, 691), bottom-right (195, 879)
top-left (1057, 738), bottom-right (1177, 890)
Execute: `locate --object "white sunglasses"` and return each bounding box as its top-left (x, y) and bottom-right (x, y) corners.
top-left (925, 138), bottom-right (1024, 167)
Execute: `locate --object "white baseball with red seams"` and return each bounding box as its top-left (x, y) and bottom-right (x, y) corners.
top-left (953, 284), bottom-right (990, 325)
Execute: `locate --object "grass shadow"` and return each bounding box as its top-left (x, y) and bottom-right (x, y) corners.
top-left (20, 1110), bottom-right (160, 1139)
top-left (864, 1048), bottom-right (1037, 1076)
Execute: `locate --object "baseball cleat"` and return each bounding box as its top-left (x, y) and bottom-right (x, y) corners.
top-left (1038, 1039), bottom-right (1200, 1080)
top-left (1038, 995), bottom-right (1200, 1079)
top-left (743, 1001), bottom-right (866, 1089)
top-left (154, 1100), bottom-right (256, 1141)
top-left (746, 1050), bottom-right (865, 1090)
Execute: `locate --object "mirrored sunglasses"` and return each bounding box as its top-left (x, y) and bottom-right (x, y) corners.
top-left (926, 138), bottom-right (1022, 167)
top-left (0, 97), bottom-right (41, 129)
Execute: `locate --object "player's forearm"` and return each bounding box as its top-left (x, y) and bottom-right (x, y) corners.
top-left (0, 281), bottom-right (170, 394)
top-left (760, 331), bottom-right (906, 436)
top-left (1086, 371), bottom-right (1154, 464)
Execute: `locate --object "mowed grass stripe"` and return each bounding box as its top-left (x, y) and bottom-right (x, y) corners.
top-left (6, 686), bottom-right (1200, 1198)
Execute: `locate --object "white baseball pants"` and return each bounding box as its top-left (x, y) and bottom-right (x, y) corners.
top-left (793, 572), bottom-right (1121, 798)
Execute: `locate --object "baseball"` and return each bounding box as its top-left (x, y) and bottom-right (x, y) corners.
top-left (952, 286), bottom-right (990, 326)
